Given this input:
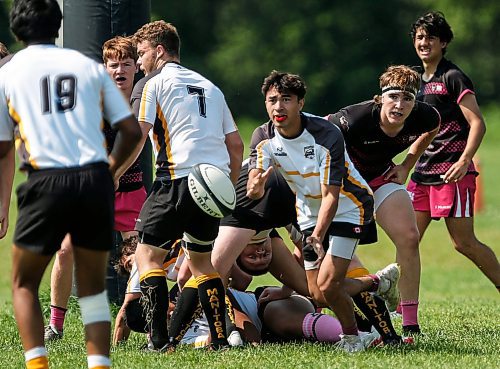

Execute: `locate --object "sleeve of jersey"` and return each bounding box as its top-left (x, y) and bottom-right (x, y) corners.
top-left (0, 80), bottom-right (13, 140)
top-left (136, 78), bottom-right (158, 127)
top-left (248, 126), bottom-right (271, 171)
top-left (100, 67), bottom-right (133, 126)
top-left (221, 99), bottom-right (238, 134)
top-left (445, 69), bottom-right (475, 105)
top-left (319, 130), bottom-right (345, 186)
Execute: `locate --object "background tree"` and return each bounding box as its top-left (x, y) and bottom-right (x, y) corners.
top-left (1, 0), bottom-right (498, 121)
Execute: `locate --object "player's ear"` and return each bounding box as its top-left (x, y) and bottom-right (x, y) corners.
top-left (298, 98), bottom-right (305, 111)
top-left (156, 44), bottom-right (166, 59)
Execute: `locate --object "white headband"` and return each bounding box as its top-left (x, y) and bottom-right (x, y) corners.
top-left (381, 86), bottom-right (416, 99)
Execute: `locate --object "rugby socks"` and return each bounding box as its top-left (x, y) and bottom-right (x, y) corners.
top-left (224, 294), bottom-right (238, 336)
top-left (353, 292), bottom-right (401, 343)
top-left (401, 300), bottom-right (420, 331)
top-left (302, 313), bottom-right (343, 343)
top-left (168, 278), bottom-right (203, 346)
top-left (348, 267), bottom-right (373, 333)
top-left (225, 290), bottom-right (244, 346)
top-left (87, 355), bottom-right (111, 369)
top-left (353, 302), bottom-right (373, 332)
top-left (139, 269), bottom-right (169, 349)
top-left (25, 347), bottom-right (48, 369)
top-left (49, 305), bottom-right (67, 332)
top-left (342, 324), bottom-right (359, 336)
top-left (196, 273), bottom-right (229, 347)
top-left (347, 267), bottom-right (401, 343)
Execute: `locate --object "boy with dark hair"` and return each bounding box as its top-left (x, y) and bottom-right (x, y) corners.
top-left (408, 11), bottom-right (500, 333)
top-left (0, 1), bottom-right (141, 368)
top-left (248, 70), bottom-right (379, 352)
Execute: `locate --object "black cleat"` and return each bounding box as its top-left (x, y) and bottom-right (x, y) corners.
top-left (402, 324), bottom-right (422, 335)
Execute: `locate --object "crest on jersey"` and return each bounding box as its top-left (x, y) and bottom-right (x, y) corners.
top-left (274, 146), bottom-right (287, 156)
top-left (304, 145), bottom-right (315, 159)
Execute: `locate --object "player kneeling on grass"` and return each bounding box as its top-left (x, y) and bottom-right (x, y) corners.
top-left (0, 1), bottom-right (141, 368)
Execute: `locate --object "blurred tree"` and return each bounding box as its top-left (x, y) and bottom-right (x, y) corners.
top-left (150, 0), bottom-right (499, 121)
top-left (1, 0), bottom-right (498, 120)
top-left (0, 0), bottom-right (14, 51)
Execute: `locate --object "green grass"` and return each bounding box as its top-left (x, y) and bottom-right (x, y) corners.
top-left (0, 106), bottom-right (499, 368)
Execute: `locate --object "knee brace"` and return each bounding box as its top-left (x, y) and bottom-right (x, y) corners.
top-left (79, 290), bottom-right (111, 325)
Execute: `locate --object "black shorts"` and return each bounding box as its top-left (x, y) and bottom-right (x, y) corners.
top-left (135, 177), bottom-right (220, 248)
top-left (302, 220), bottom-right (378, 251)
top-left (14, 162), bottom-right (114, 255)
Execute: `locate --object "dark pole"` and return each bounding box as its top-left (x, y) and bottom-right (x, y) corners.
top-left (57, 0), bottom-right (152, 305)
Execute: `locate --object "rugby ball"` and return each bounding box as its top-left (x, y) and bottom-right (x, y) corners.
top-left (188, 163), bottom-right (236, 218)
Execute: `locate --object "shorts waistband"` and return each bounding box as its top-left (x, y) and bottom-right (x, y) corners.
top-left (28, 161), bottom-right (109, 178)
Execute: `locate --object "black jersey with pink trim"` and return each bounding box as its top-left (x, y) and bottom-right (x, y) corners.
top-left (412, 58), bottom-right (477, 184)
top-left (328, 100), bottom-right (440, 182)
top-left (103, 121), bottom-right (143, 192)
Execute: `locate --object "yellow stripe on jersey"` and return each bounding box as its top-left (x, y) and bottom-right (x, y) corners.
top-left (156, 103), bottom-right (176, 178)
top-left (322, 149), bottom-right (331, 185)
top-left (139, 268), bottom-right (166, 282)
top-left (340, 187), bottom-right (364, 223)
top-left (346, 163), bottom-right (373, 195)
top-left (138, 82), bottom-right (149, 122)
top-left (341, 164), bottom-right (372, 224)
top-left (9, 101), bottom-right (38, 169)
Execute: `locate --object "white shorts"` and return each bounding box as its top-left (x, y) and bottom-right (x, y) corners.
top-left (373, 182), bottom-right (406, 212)
top-left (326, 236), bottom-right (359, 260)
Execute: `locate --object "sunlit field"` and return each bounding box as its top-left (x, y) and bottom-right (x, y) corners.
top-left (0, 107), bottom-right (498, 368)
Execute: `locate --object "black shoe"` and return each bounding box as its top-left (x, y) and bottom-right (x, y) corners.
top-left (142, 338), bottom-right (176, 354)
top-left (402, 324), bottom-right (422, 335)
top-left (206, 342), bottom-right (230, 352)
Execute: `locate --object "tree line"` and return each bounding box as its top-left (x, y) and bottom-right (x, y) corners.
top-left (1, 0), bottom-right (498, 121)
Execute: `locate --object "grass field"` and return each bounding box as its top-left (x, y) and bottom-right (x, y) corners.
top-left (0, 107), bottom-right (499, 368)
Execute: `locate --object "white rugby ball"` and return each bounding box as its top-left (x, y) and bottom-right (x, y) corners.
top-left (188, 163), bottom-right (236, 218)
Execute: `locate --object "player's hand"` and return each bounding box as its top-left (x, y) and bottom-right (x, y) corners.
top-left (246, 167), bottom-right (273, 199)
top-left (384, 165), bottom-right (409, 185)
top-left (305, 234), bottom-right (324, 267)
top-left (442, 158), bottom-right (470, 183)
top-left (257, 286), bottom-right (292, 305)
top-left (0, 207), bottom-right (9, 239)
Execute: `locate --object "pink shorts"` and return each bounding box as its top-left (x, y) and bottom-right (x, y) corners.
top-left (114, 187), bottom-right (147, 231)
top-left (407, 174), bottom-right (476, 218)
